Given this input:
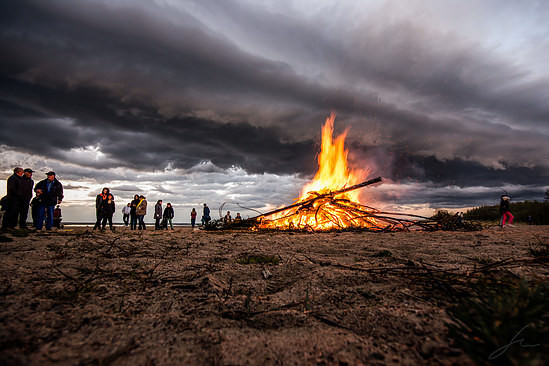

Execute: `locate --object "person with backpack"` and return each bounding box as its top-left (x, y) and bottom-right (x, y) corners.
top-left (163, 203), bottom-right (174, 230)
top-left (500, 194), bottom-right (514, 228)
top-left (136, 195), bottom-right (147, 230)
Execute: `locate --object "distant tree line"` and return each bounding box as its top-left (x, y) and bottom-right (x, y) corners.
top-left (464, 200), bottom-right (549, 225)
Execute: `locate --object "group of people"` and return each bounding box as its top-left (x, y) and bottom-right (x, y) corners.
top-left (92, 188), bottom-right (221, 230)
top-left (223, 210), bottom-right (242, 225)
top-left (1, 168), bottom-right (64, 231)
top-left (93, 190), bottom-right (152, 231)
top-left (0, 169), bottom-right (519, 231)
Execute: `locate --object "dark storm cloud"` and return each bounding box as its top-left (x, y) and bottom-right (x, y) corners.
top-left (0, 77), bottom-right (316, 174)
top-left (1, 0), bottom-right (548, 200)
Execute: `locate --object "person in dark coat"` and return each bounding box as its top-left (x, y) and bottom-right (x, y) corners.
top-left (154, 200), bottom-right (163, 230)
top-left (2, 167), bottom-right (24, 230)
top-left (94, 188), bottom-right (111, 230)
top-left (18, 168), bottom-right (35, 229)
top-left (34, 171), bottom-right (63, 230)
top-left (130, 194), bottom-right (139, 230)
top-left (100, 194), bottom-right (115, 231)
top-left (163, 203), bottom-right (174, 230)
top-left (202, 203), bottom-right (211, 225)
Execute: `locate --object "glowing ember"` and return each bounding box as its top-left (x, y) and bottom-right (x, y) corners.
top-left (256, 113), bottom-right (385, 231)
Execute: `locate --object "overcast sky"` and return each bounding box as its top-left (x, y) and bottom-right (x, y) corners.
top-left (1, 0), bottom-right (548, 222)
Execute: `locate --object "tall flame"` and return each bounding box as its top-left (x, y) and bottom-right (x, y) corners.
top-left (257, 113), bottom-right (376, 231)
top-left (300, 112), bottom-right (363, 202)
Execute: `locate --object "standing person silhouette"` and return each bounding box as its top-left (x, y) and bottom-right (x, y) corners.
top-left (500, 194), bottom-right (514, 228)
top-left (163, 203), bottom-right (174, 230)
top-left (100, 193), bottom-right (115, 231)
top-left (19, 168), bottom-right (35, 229)
top-left (154, 200), bottom-right (163, 230)
top-left (94, 188), bottom-right (110, 230)
top-left (2, 167), bottom-right (23, 230)
top-left (130, 194), bottom-right (139, 230)
top-left (190, 208), bottom-right (197, 228)
top-left (34, 171), bottom-right (63, 231)
top-left (122, 203), bottom-right (131, 226)
top-left (136, 195), bottom-right (147, 230)
top-left (202, 203), bottom-right (210, 225)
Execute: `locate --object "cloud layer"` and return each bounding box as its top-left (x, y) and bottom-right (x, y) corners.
top-left (1, 0), bottom-right (548, 217)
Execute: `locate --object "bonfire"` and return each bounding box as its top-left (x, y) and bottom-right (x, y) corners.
top-left (209, 113), bottom-right (479, 232)
top-left (252, 113), bottom-right (443, 232)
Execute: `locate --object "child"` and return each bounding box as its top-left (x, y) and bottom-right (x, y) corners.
top-left (31, 189), bottom-right (45, 228)
top-left (53, 205), bottom-right (62, 229)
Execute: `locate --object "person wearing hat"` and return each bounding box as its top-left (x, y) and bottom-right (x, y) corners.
top-left (34, 171), bottom-right (64, 230)
top-left (18, 168), bottom-right (35, 229)
top-left (1, 167), bottom-right (24, 230)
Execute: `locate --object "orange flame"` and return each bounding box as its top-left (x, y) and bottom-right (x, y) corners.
top-left (258, 113), bottom-right (376, 231)
top-left (300, 112), bottom-right (363, 202)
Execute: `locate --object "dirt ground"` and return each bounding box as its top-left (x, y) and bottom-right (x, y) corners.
top-left (0, 225), bottom-right (547, 365)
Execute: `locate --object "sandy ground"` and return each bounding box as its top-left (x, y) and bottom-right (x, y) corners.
top-left (0, 225), bottom-right (547, 365)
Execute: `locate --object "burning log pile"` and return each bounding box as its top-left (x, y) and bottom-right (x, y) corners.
top-left (205, 113), bottom-right (481, 232)
top-left (205, 177), bottom-right (481, 232)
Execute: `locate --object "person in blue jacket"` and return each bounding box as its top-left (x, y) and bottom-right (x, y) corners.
top-left (34, 171), bottom-right (63, 230)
